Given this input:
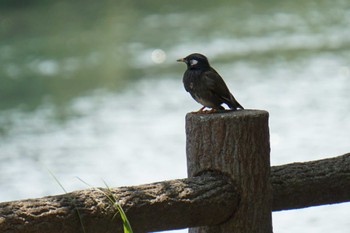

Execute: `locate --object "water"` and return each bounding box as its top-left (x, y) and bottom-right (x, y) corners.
top-left (1, 1), bottom-right (350, 232)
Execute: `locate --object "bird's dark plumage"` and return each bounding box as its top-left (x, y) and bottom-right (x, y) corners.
top-left (177, 53), bottom-right (244, 112)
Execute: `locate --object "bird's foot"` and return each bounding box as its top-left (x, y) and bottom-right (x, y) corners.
top-left (191, 106), bottom-right (206, 114)
top-left (206, 108), bottom-right (222, 114)
top-left (192, 107), bottom-right (220, 114)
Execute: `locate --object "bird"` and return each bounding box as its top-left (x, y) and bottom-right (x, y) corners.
top-left (177, 53), bottom-right (244, 113)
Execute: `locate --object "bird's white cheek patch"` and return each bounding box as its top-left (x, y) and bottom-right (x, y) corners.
top-left (190, 59), bottom-right (198, 66)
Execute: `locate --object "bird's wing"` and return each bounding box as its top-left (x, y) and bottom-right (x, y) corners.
top-left (202, 68), bottom-right (232, 102)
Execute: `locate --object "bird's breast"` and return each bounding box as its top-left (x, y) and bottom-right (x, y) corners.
top-left (182, 70), bottom-right (219, 108)
top-left (183, 70), bottom-right (201, 92)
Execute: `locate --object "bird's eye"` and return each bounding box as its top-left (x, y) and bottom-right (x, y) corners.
top-left (190, 59), bottom-right (198, 66)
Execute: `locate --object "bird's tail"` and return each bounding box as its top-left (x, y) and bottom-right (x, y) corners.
top-left (227, 93), bottom-right (244, 110)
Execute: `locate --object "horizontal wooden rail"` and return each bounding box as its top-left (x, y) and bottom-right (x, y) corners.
top-left (0, 153), bottom-right (349, 233)
top-left (271, 152), bottom-right (350, 211)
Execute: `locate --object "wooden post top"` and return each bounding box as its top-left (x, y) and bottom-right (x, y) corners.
top-left (186, 109), bottom-right (269, 119)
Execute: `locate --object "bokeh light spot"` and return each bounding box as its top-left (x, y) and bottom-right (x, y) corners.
top-left (151, 49), bottom-right (166, 64)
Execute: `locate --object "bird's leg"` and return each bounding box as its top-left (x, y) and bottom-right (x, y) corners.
top-left (199, 108), bottom-right (218, 114)
top-left (206, 108), bottom-right (218, 113)
top-left (198, 106), bottom-right (206, 112)
top-left (191, 106), bottom-right (206, 114)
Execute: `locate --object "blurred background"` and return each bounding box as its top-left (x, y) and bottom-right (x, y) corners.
top-left (0, 0), bottom-right (350, 232)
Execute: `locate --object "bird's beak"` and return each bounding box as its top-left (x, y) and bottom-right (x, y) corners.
top-left (176, 58), bottom-right (185, 62)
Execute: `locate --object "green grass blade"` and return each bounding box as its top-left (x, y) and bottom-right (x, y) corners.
top-left (77, 178), bottom-right (133, 233)
top-left (113, 201), bottom-right (133, 233)
top-left (47, 170), bottom-right (87, 233)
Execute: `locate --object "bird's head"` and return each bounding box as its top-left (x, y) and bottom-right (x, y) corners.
top-left (177, 53), bottom-right (210, 70)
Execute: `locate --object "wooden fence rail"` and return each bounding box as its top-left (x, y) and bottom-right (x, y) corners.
top-left (1, 110), bottom-right (349, 233)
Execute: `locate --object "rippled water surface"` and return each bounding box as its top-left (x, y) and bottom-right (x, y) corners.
top-left (1, 1), bottom-right (350, 232)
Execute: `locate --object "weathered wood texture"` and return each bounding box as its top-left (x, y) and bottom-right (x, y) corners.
top-left (271, 152), bottom-right (350, 211)
top-left (0, 154), bottom-right (349, 233)
top-left (186, 110), bottom-right (272, 233)
top-left (0, 173), bottom-right (239, 233)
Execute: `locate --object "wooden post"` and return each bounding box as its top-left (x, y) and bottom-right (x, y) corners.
top-left (186, 110), bottom-right (272, 233)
